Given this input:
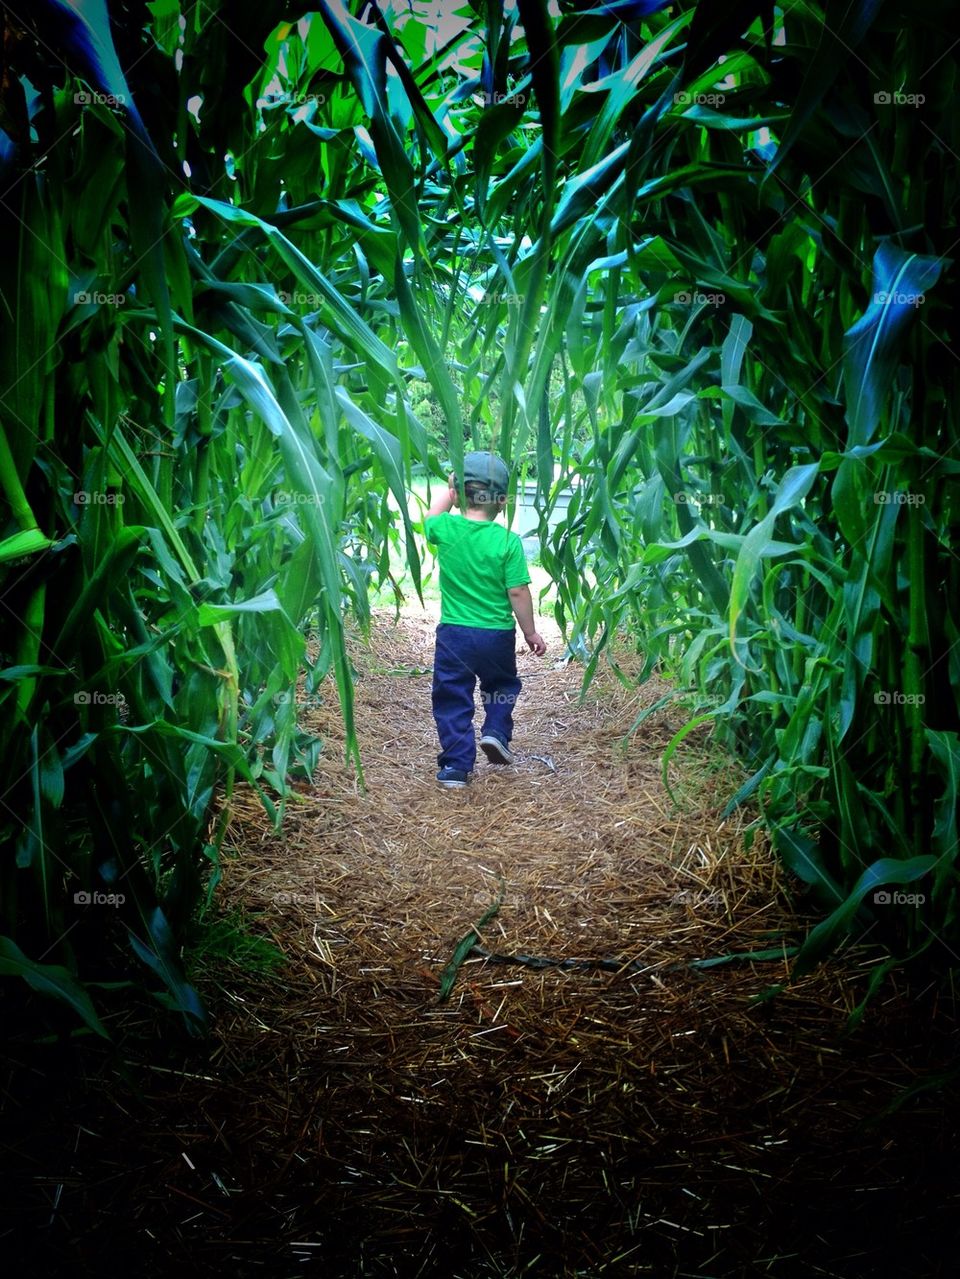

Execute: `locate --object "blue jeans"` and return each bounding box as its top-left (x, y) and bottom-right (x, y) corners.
top-left (432, 623), bottom-right (521, 772)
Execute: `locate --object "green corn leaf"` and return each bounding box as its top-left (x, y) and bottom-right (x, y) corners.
top-left (484, 137), bottom-right (543, 228)
top-left (550, 141), bottom-right (629, 238)
top-left (791, 856), bottom-right (936, 978)
top-left (720, 313), bottom-right (753, 390)
top-left (689, 945), bottom-right (798, 970)
top-left (126, 907), bottom-right (208, 1035)
top-left (579, 13), bottom-right (691, 170)
top-left (474, 99), bottom-right (527, 221)
top-left (0, 665), bottom-right (63, 681)
top-left (171, 195), bottom-right (399, 382)
top-left (95, 418), bottom-right (200, 580)
top-left (769, 0), bottom-right (883, 173)
top-left (0, 935), bottom-right (108, 1038)
top-left (661, 712), bottom-right (716, 805)
top-left (720, 756), bottom-right (774, 818)
top-left (315, 0), bottom-right (422, 250)
top-left (197, 590), bottom-right (287, 624)
top-left (334, 387), bottom-right (423, 598)
top-left (55, 525), bottom-right (143, 655)
top-left (367, 1), bottom-right (450, 162)
top-left (728, 464), bottom-right (819, 663)
top-left (437, 879), bottom-right (505, 1002)
top-left (57, 0), bottom-right (177, 421)
top-left (720, 384), bottom-right (784, 427)
top-left (0, 527), bottom-right (53, 563)
top-left (772, 825), bottom-right (847, 911)
top-left (393, 251), bottom-right (465, 484)
top-left (926, 731), bottom-right (960, 890)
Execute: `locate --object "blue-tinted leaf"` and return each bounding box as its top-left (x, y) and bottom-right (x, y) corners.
top-left (843, 242), bottom-right (944, 446)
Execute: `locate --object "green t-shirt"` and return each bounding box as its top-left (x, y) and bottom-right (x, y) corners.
top-left (424, 512), bottom-right (530, 629)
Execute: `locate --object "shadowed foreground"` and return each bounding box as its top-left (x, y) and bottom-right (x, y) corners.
top-left (4, 613), bottom-right (959, 1276)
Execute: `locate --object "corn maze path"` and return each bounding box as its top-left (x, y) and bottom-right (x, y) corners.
top-left (8, 611), bottom-right (960, 1277)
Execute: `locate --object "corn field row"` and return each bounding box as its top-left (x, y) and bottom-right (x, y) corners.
top-left (0, 0), bottom-right (957, 1033)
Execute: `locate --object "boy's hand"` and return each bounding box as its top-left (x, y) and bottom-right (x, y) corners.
top-left (508, 585), bottom-right (546, 654)
top-left (426, 474), bottom-right (458, 517)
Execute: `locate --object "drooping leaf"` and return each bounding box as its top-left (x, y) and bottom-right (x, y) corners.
top-left (792, 856), bottom-right (936, 978)
top-left (0, 935), bottom-right (108, 1038)
top-left (842, 242), bottom-right (944, 447)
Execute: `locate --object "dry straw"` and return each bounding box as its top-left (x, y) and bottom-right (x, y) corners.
top-left (154, 610), bottom-right (958, 1274)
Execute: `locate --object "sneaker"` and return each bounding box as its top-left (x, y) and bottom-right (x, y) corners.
top-left (437, 767), bottom-right (470, 789)
top-left (480, 733), bottom-right (514, 765)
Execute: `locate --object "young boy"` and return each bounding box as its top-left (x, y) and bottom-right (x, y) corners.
top-left (423, 451), bottom-right (547, 789)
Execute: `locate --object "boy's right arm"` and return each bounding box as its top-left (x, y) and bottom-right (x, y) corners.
top-left (507, 585), bottom-right (547, 655)
top-left (426, 473), bottom-right (457, 518)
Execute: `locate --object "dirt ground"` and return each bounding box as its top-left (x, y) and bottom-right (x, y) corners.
top-left (4, 611), bottom-right (960, 1277)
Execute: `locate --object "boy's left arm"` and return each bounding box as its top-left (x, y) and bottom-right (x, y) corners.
top-left (426, 473), bottom-right (457, 518)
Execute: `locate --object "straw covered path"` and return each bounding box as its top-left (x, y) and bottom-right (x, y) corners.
top-left (11, 611), bottom-right (960, 1277)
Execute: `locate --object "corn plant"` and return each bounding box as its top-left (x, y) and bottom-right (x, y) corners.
top-left (0, 0), bottom-right (438, 1031)
top-left (497, 0), bottom-right (959, 983)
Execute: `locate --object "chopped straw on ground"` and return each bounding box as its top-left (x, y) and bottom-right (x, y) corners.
top-left (6, 611), bottom-right (960, 1277)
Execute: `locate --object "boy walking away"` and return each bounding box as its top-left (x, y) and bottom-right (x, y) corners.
top-left (424, 452), bottom-right (547, 789)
